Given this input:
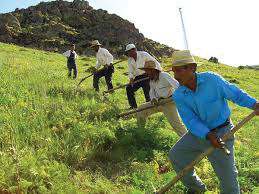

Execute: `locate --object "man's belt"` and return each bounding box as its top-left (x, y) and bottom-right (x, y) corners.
top-left (211, 118), bottom-right (230, 132)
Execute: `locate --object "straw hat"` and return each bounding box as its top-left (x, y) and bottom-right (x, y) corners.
top-left (139, 60), bottom-right (162, 71)
top-left (171, 50), bottom-right (196, 67)
top-left (90, 40), bottom-right (102, 48)
top-left (125, 43), bottom-right (136, 52)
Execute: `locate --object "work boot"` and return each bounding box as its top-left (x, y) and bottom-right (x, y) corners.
top-left (127, 106), bottom-right (136, 110)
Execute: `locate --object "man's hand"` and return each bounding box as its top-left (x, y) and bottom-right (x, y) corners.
top-left (151, 98), bottom-right (159, 106)
top-left (253, 102), bottom-right (259, 115)
top-left (206, 131), bottom-right (222, 148)
top-left (129, 78), bottom-right (134, 86)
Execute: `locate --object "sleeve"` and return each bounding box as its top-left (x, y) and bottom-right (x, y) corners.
top-left (163, 73), bottom-right (179, 90)
top-left (149, 83), bottom-right (155, 99)
top-left (95, 60), bottom-right (100, 69)
top-left (62, 50), bottom-right (70, 57)
top-left (173, 93), bottom-right (210, 138)
top-left (128, 59), bottom-right (134, 79)
top-left (95, 52), bottom-right (101, 69)
top-left (104, 50), bottom-right (113, 65)
top-left (74, 52), bottom-right (78, 59)
top-left (213, 73), bottom-right (257, 109)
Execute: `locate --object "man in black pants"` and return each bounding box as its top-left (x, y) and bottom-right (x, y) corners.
top-left (125, 43), bottom-right (162, 109)
top-left (90, 40), bottom-right (114, 92)
top-left (63, 44), bottom-right (78, 78)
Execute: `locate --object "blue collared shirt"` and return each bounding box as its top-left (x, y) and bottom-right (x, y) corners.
top-left (172, 72), bottom-right (256, 138)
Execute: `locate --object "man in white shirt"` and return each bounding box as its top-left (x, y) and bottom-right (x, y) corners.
top-left (125, 43), bottom-right (161, 109)
top-left (63, 44), bottom-right (78, 79)
top-left (137, 60), bottom-right (187, 136)
top-left (90, 40), bottom-right (114, 92)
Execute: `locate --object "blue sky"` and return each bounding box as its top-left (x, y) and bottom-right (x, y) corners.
top-left (1, 0), bottom-right (259, 66)
top-left (0, 0), bottom-right (51, 13)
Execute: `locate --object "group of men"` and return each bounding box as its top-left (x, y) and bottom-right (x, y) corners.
top-left (63, 40), bottom-right (259, 194)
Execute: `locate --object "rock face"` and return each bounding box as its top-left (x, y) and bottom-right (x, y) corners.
top-left (0, 0), bottom-right (175, 57)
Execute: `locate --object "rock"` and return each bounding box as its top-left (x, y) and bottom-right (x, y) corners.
top-left (0, 0), bottom-right (175, 57)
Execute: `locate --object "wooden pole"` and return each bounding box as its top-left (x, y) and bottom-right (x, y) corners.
top-left (77, 60), bottom-right (125, 87)
top-left (103, 77), bottom-right (149, 94)
top-left (118, 98), bottom-right (172, 118)
top-left (77, 73), bottom-right (93, 86)
top-left (155, 112), bottom-right (256, 194)
top-left (104, 70), bottom-right (172, 94)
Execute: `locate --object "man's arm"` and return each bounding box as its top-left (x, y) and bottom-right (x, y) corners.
top-left (163, 72), bottom-right (179, 89)
top-left (128, 59), bottom-right (134, 82)
top-left (95, 60), bottom-right (100, 69)
top-left (173, 94), bottom-right (210, 138)
top-left (62, 50), bottom-right (69, 57)
top-left (74, 51), bottom-right (78, 59)
top-left (104, 49), bottom-right (113, 65)
top-left (149, 83), bottom-right (156, 100)
top-left (214, 73), bottom-right (257, 109)
top-left (173, 93), bottom-right (224, 147)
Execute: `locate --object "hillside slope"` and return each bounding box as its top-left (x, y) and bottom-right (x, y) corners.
top-left (0, 42), bottom-right (258, 193)
top-left (0, 0), bottom-right (174, 57)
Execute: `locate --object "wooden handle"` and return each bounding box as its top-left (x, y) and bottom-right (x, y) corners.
top-left (104, 77), bottom-right (149, 94)
top-left (77, 73), bottom-right (93, 86)
top-left (77, 60), bottom-right (124, 87)
top-left (118, 98), bottom-right (172, 118)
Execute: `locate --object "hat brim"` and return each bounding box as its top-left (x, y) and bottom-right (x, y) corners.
top-left (125, 48), bottom-right (136, 52)
top-left (90, 44), bottom-right (102, 48)
top-left (138, 67), bottom-right (162, 71)
top-left (164, 62), bottom-right (201, 71)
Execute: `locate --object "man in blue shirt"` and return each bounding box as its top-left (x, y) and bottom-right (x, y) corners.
top-left (168, 50), bottom-right (259, 194)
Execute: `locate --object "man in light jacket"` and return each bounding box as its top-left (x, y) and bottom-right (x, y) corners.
top-left (136, 60), bottom-right (187, 136)
top-left (90, 40), bottom-right (114, 92)
top-left (125, 43), bottom-right (161, 109)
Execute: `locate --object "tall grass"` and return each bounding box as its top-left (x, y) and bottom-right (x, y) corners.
top-left (0, 42), bottom-right (258, 193)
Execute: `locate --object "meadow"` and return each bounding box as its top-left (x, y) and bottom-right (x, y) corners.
top-left (0, 42), bottom-right (258, 194)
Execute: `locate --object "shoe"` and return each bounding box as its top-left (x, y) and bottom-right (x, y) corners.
top-left (127, 106), bottom-right (136, 110)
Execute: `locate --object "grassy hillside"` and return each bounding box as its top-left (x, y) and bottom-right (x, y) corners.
top-left (0, 42), bottom-right (258, 194)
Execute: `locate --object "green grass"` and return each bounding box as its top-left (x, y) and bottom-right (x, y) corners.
top-left (0, 42), bottom-right (258, 194)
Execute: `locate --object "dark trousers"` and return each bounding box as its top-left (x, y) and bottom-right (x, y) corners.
top-left (93, 65), bottom-right (114, 91)
top-left (126, 74), bottom-right (150, 108)
top-left (67, 62), bottom-right (77, 78)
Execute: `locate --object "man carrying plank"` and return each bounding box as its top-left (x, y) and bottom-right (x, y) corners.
top-left (136, 60), bottom-right (187, 136)
top-left (168, 50), bottom-right (259, 194)
top-left (90, 40), bottom-right (114, 92)
top-left (125, 43), bottom-right (161, 109)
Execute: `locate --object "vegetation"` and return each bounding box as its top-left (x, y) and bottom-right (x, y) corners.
top-left (0, 42), bottom-right (258, 193)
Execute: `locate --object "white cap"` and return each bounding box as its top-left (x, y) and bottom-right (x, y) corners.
top-left (125, 43), bottom-right (136, 52)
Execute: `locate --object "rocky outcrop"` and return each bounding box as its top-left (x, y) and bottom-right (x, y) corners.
top-left (0, 0), bottom-right (175, 57)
